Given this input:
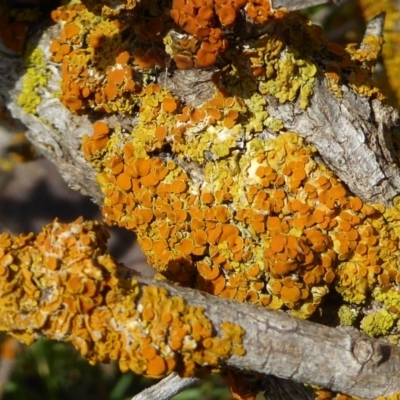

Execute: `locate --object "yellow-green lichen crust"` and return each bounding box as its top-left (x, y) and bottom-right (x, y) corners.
top-left (338, 305), bottom-right (359, 326)
top-left (17, 46), bottom-right (51, 115)
top-left (361, 310), bottom-right (398, 337)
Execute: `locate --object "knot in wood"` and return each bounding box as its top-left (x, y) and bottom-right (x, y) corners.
top-left (353, 339), bottom-right (374, 363)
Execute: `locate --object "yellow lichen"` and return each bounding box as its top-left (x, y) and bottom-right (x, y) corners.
top-left (255, 41), bottom-right (317, 109)
top-left (373, 287), bottom-right (400, 312)
top-left (360, 310), bottom-right (398, 337)
top-left (338, 305), bottom-right (359, 326)
top-left (344, 33), bottom-right (385, 100)
top-left (17, 46), bottom-right (51, 115)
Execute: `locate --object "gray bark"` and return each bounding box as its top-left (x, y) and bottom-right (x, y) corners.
top-left (131, 373), bottom-right (200, 400)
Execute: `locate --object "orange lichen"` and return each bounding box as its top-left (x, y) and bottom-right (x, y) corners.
top-left (84, 107), bottom-right (400, 320)
top-left (167, 0), bottom-right (285, 70)
top-left (82, 121), bottom-right (111, 159)
top-left (24, 1), bottom-right (400, 397)
top-left (174, 53), bottom-right (194, 69)
top-left (49, 2), bottom-right (170, 114)
top-left (218, 5), bottom-right (236, 27)
top-left (196, 48), bottom-right (217, 68)
top-left (48, 0), bottom-right (384, 122)
top-left (0, 218), bottom-right (245, 378)
top-left (163, 96), bottom-right (178, 113)
top-left (246, 0), bottom-right (273, 25)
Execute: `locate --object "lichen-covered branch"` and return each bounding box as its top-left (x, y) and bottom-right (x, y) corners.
top-left (3, 1), bottom-right (400, 206)
top-left (2, 0), bottom-right (400, 399)
top-left (0, 218), bottom-right (245, 379)
top-left (0, 217), bottom-right (400, 400)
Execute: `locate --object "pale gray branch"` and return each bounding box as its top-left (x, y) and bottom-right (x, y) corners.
top-left (363, 12), bottom-right (385, 41)
top-left (131, 373), bottom-right (200, 400)
top-left (272, 0), bottom-right (348, 11)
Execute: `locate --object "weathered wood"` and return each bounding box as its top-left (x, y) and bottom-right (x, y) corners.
top-left (273, 0), bottom-right (330, 10)
top-left (131, 373), bottom-right (200, 400)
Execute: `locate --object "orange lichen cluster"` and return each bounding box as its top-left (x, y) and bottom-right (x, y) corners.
top-left (79, 0), bottom-right (286, 69)
top-left (82, 121), bottom-right (111, 158)
top-left (169, 0), bottom-right (284, 68)
top-left (47, 0), bottom-right (386, 121)
top-left (82, 83), bottom-right (179, 166)
top-left (314, 388), bottom-right (356, 400)
top-left (0, 218), bottom-right (245, 378)
top-left (48, 1), bottom-right (294, 115)
top-left (50, 3), bottom-right (143, 113)
top-left (83, 110), bottom-right (400, 320)
top-left (343, 32), bottom-right (385, 100)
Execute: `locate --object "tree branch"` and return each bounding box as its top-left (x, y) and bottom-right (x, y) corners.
top-left (0, 218), bottom-right (399, 399)
top-left (131, 373), bottom-right (200, 400)
top-left (272, 0), bottom-right (331, 10)
top-left (3, 10), bottom-right (399, 206)
top-left (147, 276), bottom-right (400, 399)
